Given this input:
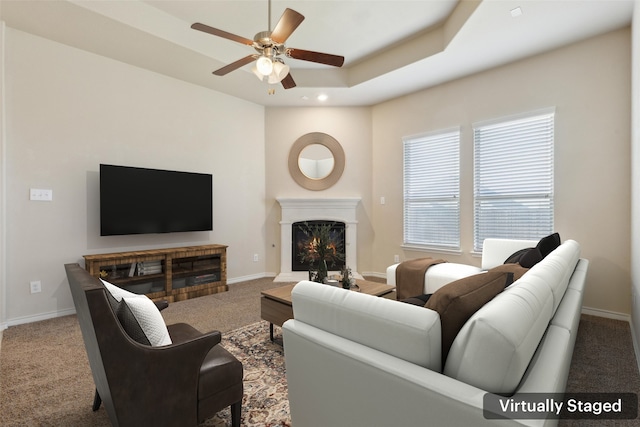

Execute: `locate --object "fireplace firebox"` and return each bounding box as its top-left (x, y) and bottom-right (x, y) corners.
top-left (291, 220), bottom-right (346, 272)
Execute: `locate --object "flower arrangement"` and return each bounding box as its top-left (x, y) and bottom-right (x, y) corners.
top-left (298, 221), bottom-right (345, 284)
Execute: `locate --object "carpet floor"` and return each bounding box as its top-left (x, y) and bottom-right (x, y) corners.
top-left (1, 276), bottom-right (639, 426)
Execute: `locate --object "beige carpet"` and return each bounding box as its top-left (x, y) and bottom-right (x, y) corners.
top-left (1, 276), bottom-right (639, 426)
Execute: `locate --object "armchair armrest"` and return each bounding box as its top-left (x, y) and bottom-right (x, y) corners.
top-left (154, 299), bottom-right (169, 311)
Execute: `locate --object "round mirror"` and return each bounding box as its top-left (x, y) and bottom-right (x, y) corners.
top-left (288, 132), bottom-right (345, 191)
top-left (298, 144), bottom-right (335, 179)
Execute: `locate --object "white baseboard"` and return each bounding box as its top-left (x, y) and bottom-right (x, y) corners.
top-left (4, 307), bottom-right (77, 328)
top-left (362, 271), bottom-right (387, 280)
top-left (227, 272), bottom-right (276, 284)
top-left (581, 306), bottom-right (630, 322)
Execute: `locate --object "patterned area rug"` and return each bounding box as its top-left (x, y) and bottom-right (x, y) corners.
top-left (203, 322), bottom-right (291, 427)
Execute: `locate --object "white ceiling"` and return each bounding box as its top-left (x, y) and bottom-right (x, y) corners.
top-left (0, 0), bottom-right (634, 107)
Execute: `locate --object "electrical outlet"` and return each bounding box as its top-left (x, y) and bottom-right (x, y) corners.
top-left (30, 280), bottom-right (42, 294)
top-left (394, 254), bottom-right (400, 263)
top-left (253, 254), bottom-right (259, 262)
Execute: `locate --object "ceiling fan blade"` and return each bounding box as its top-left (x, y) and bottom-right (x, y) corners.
top-left (286, 48), bottom-right (345, 67)
top-left (191, 23), bottom-right (254, 46)
top-left (281, 73), bottom-right (296, 89)
top-left (213, 55), bottom-right (257, 76)
top-left (270, 8), bottom-right (305, 44)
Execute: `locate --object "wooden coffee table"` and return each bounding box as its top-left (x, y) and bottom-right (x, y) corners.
top-left (261, 279), bottom-right (396, 341)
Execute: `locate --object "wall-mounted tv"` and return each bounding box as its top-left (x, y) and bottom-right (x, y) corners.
top-left (100, 164), bottom-right (213, 236)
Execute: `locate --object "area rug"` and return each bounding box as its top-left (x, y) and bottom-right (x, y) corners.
top-left (0, 317), bottom-right (290, 427)
top-left (203, 321), bottom-right (291, 427)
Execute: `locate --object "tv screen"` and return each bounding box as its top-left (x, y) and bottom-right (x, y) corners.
top-left (100, 164), bottom-right (213, 236)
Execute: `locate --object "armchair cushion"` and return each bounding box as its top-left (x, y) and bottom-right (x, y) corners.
top-left (117, 296), bottom-right (172, 346)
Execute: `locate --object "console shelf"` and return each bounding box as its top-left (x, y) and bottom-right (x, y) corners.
top-left (84, 244), bottom-right (227, 302)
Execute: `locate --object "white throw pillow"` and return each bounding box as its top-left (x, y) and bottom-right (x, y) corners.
top-left (117, 296), bottom-right (172, 347)
top-left (101, 279), bottom-right (145, 302)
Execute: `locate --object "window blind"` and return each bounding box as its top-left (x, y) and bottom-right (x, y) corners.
top-left (473, 111), bottom-right (554, 252)
top-left (403, 129), bottom-right (460, 250)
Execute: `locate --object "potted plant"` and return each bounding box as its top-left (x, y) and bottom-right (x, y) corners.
top-left (298, 221), bottom-right (345, 284)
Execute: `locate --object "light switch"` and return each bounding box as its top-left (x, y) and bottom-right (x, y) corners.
top-left (30, 188), bottom-right (53, 201)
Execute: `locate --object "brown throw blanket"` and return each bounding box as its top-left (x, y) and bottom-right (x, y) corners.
top-left (395, 257), bottom-right (447, 300)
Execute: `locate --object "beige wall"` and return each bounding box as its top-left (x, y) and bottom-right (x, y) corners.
top-left (264, 107), bottom-right (373, 276)
top-left (3, 28), bottom-right (266, 325)
top-left (0, 23), bottom-right (633, 326)
top-left (371, 28), bottom-right (632, 316)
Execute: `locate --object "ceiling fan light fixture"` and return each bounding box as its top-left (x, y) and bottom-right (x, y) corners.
top-left (252, 64), bottom-right (265, 81)
top-left (268, 61), bottom-right (290, 84)
top-left (256, 55), bottom-right (274, 76)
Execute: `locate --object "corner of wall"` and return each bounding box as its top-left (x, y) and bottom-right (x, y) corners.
top-left (0, 20), bottom-right (7, 332)
top-left (630, 0), bottom-right (640, 373)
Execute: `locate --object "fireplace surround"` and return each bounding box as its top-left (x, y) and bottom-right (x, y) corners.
top-left (275, 197), bottom-right (362, 282)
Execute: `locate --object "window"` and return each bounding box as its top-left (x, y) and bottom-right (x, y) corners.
top-left (403, 128), bottom-right (460, 251)
top-left (473, 109), bottom-right (554, 252)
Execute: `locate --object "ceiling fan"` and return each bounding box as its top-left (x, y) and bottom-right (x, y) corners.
top-left (191, 1), bottom-right (344, 90)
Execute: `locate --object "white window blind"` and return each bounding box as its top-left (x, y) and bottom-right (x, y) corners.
top-left (403, 129), bottom-right (460, 250)
top-left (473, 110), bottom-right (554, 252)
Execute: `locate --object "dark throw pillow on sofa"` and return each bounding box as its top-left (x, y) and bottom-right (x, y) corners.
top-left (489, 263), bottom-right (530, 281)
top-left (504, 248), bottom-right (533, 264)
top-left (503, 233), bottom-right (561, 269)
top-left (537, 232), bottom-right (561, 257)
top-left (518, 247), bottom-right (543, 268)
top-left (425, 271), bottom-right (515, 365)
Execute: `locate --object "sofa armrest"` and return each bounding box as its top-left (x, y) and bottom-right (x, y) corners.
top-left (291, 280), bottom-right (441, 371)
top-left (481, 238), bottom-right (538, 270)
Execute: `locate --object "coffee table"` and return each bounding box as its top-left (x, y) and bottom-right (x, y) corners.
top-left (261, 279), bottom-right (396, 341)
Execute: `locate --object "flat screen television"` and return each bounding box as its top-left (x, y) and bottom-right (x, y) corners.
top-left (100, 164), bottom-right (213, 236)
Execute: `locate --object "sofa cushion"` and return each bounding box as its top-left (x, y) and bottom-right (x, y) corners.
top-left (117, 296), bottom-right (172, 346)
top-left (524, 239), bottom-right (581, 314)
top-left (425, 271), bottom-right (514, 363)
top-left (444, 267), bottom-right (555, 395)
top-left (291, 280), bottom-right (442, 371)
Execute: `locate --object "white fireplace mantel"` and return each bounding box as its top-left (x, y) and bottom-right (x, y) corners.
top-left (275, 197), bottom-right (362, 282)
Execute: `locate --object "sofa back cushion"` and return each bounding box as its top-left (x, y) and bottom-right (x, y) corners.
top-left (425, 271), bottom-right (514, 364)
top-left (444, 240), bottom-right (580, 395)
top-left (291, 281), bottom-right (442, 372)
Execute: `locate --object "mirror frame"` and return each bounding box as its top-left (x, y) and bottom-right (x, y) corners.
top-left (288, 132), bottom-right (345, 191)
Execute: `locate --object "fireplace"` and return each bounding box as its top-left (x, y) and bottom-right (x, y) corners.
top-left (291, 220), bottom-right (346, 272)
top-left (275, 197), bottom-right (362, 281)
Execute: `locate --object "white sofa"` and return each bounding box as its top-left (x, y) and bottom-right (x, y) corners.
top-left (283, 239), bottom-right (588, 427)
top-left (386, 238), bottom-right (539, 295)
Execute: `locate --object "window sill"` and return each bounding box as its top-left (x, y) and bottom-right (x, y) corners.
top-left (401, 245), bottom-right (462, 256)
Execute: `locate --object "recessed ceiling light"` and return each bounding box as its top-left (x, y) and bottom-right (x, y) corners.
top-left (510, 7), bottom-right (523, 18)
top-left (317, 94), bottom-right (328, 102)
